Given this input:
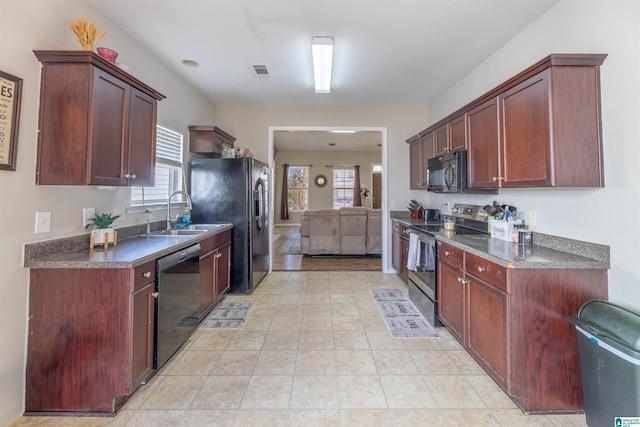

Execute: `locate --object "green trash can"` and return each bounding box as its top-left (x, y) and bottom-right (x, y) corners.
top-left (571, 300), bottom-right (640, 427)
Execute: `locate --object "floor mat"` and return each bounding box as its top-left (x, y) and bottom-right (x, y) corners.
top-left (370, 288), bottom-right (438, 338)
top-left (278, 230), bottom-right (301, 254)
top-left (199, 302), bottom-right (254, 329)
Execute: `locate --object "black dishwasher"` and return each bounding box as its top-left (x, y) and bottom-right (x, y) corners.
top-left (155, 243), bottom-right (201, 369)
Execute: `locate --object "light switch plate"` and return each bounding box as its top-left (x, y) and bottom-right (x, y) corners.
top-left (83, 208), bottom-right (95, 228)
top-left (35, 212), bottom-right (51, 233)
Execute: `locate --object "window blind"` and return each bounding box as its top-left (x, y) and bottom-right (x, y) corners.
top-left (131, 125), bottom-right (184, 205)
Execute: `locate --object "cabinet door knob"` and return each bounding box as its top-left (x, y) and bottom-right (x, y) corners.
top-left (143, 271), bottom-right (152, 278)
top-left (477, 266), bottom-right (485, 273)
top-left (492, 176), bottom-right (498, 182)
top-left (152, 292), bottom-right (159, 298)
top-left (445, 251), bottom-right (451, 256)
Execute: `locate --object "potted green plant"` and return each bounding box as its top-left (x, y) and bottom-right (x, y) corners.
top-left (86, 213), bottom-right (120, 244)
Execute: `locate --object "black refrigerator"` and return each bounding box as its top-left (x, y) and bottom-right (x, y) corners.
top-left (190, 157), bottom-right (270, 294)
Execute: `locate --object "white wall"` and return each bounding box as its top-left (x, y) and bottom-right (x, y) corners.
top-left (414, 1), bottom-right (640, 312)
top-left (0, 1), bottom-right (216, 424)
top-left (274, 149), bottom-right (382, 224)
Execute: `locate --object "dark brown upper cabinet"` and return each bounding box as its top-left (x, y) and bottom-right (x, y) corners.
top-left (409, 54), bottom-right (607, 190)
top-left (409, 131), bottom-right (433, 189)
top-left (33, 50), bottom-right (165, 186)
top-left (189, 125), bottom-right (236, 157)
top-left (434, 114), bottom-right (466, 156)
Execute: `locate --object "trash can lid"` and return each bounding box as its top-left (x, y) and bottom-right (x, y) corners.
top-left (574, 300), bottom-right (640, 352)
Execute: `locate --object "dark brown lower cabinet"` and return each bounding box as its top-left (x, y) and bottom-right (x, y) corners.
top-left (198, 230), bottom-right (232, 321)
top-left (437, 260), bottom-right (465, 343)
top-left (466, 275), bottom-right (508, 385)
top-left (437, 241), bottom-right (608, 413)
top-left (25, 261), bottom-right (156, 415)
top-left (391, 220), bottom-right (409, 281)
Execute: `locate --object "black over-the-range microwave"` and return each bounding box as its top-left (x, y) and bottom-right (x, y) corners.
top-left (426, 150), bottom-right (497, 194)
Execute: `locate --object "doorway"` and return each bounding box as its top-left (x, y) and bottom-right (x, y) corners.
top-left (268, 126), bottom-right (388, 271)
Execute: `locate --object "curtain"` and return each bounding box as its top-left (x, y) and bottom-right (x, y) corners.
top-left (280, 164), bottom-right (290, 220)
top-left (353, 165), bottom-right (362, 206)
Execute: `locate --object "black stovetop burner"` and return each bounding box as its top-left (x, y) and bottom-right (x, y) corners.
top-left (410, 221), bottom-right (442, 234)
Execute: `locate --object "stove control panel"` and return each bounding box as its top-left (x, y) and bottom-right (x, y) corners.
top-left (451, 204), bottom-right (489, 223)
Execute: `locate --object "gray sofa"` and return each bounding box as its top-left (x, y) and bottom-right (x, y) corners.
top-left (300, 207), bottom-right (382, 255)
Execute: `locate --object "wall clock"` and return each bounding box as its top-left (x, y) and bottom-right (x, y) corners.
top-left (314, 174), bottom-right (327, 187)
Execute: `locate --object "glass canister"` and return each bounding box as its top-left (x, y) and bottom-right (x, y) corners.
top-left (444, 217), bottom-right (455, 231)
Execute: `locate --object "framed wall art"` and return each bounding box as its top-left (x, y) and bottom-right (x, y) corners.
top-left (0, 70), bottom-right (23, 171)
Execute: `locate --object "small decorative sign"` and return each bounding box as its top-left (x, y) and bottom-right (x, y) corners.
top-left (0, 70), bottom-right (23, 171)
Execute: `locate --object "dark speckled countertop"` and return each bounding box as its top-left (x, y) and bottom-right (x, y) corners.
top-left (24, 222), bottom-right (233, 269)
top-left (390, 211), bottom-right (609, 270)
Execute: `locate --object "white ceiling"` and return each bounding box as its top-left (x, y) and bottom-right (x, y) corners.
top-left (89, 0), bottom-right (559, 150)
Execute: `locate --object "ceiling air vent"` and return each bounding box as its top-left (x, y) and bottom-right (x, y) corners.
top-left (252, 64), bottom-right (270, 77)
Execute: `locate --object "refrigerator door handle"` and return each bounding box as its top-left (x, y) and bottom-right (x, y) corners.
top-left (254, 177), bottom-right (266, 234)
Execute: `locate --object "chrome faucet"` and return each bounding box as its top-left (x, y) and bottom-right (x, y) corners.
top-left (167, 191), bottom-right (193, 229)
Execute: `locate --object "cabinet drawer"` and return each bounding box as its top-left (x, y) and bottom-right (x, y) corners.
top-left (465, 252), bottom-right (507, 292)
top-left (200, 229), bottom-right (232, 253)
top-left (438, 241), bottom-right (463, 269)
top-left (133, 261), bottom-right (156, 291)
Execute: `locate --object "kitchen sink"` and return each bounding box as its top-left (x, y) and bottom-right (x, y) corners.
top-left (150, 224), bottom-right (227, 236)
top-left (151, 229), bottom-right (206, 236)
top-left (184, 224), bottom-right (227, 231)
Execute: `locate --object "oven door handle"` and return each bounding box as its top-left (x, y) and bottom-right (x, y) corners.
top-left (409, 230), bottom-right (436, 245)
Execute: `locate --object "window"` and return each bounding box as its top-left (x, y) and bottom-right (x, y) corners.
top-left (333, 167), bottom-right (355, 208)
top-left (287, 165), bottom-right (309, 211)
top-left (131, 125), bottom-right (184, 205)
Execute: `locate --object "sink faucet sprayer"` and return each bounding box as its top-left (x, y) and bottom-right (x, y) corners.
top-left (167, 191), bottom-right (193, 229)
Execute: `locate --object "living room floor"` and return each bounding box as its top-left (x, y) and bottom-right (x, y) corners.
top-left (11, 271), bottom-right (587, 427)
top-left (272, 226), bottom-right (305, 271)
top-left (272, 226), bottom-right (381, 272)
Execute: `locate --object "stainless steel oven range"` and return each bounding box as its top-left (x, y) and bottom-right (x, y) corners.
top-left (407, 203), bottom-right (490, 327)
top-left (407, 223), bottom-right (443, 327)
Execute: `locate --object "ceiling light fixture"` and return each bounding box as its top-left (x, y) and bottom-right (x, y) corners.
top-left (312, 36), bottom-right (333, 93)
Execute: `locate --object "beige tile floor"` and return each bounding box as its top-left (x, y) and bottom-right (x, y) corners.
top-left (10, 271), bottom-right (588, 427)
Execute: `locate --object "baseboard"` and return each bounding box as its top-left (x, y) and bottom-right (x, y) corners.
top-left (274, 223), bottom-right (301, 227)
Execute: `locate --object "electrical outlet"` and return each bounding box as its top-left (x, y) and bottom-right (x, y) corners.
top-left (83, 208), bottom-right (95, 228)
top-left (390, 200), bottom-right (397, 208)
top-left (113, 206), bottom-right (126, 217)
top-left (35, 212), bottom-right (51, 233)
top-left (529, 209), bottom-right (537, 225)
